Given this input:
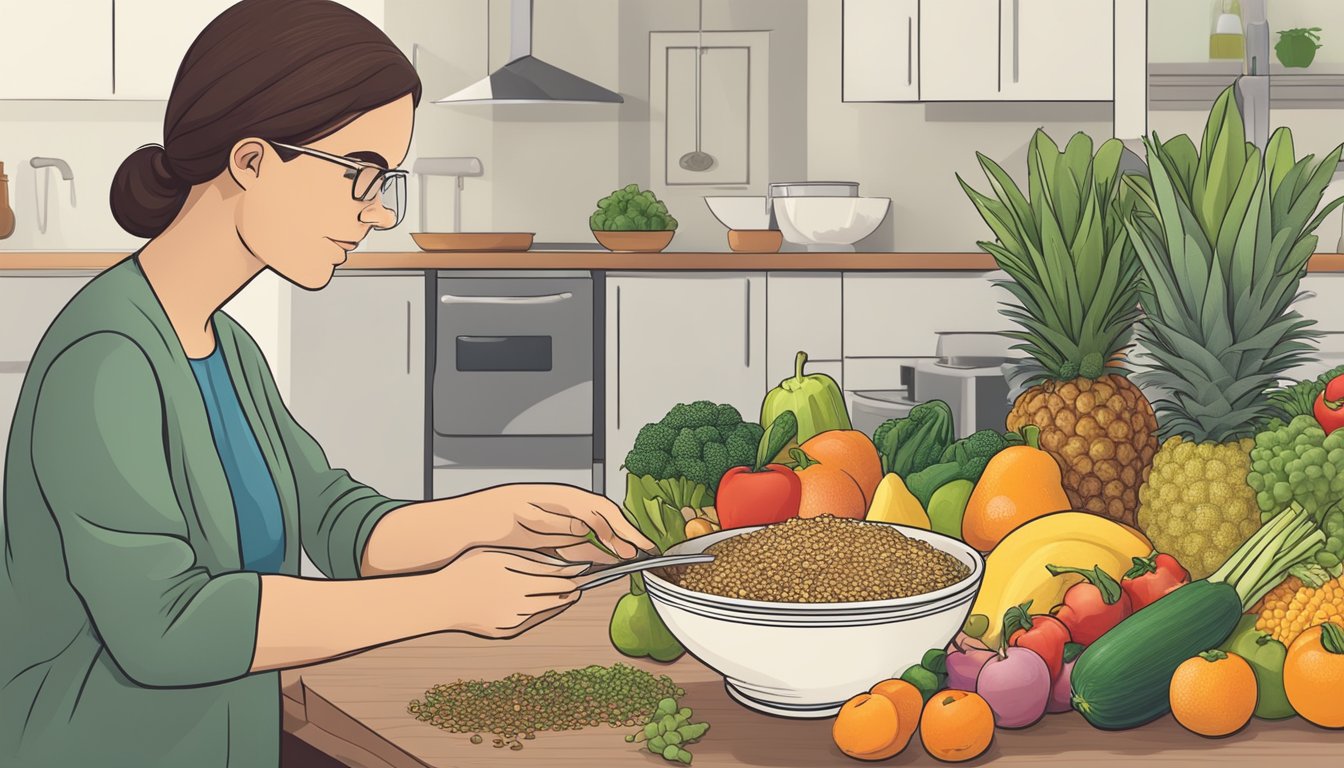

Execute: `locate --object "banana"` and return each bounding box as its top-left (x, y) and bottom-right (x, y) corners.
top-left (971, 511), bottom-right (1153, 647)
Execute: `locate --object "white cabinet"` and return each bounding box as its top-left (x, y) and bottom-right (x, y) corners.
top-left (112, 1), bottom-right (236, 99)
top-left (1000, 0), bottom-right (1113, 101)
top-left (1, 1), bottom-right (384, 101)
top-left (604, 273), bottom-right (766, 495)
top-left (287, 272), bottom-right (427, 505)
top-left (842, 0), bottom-right (919, 102)
top-left (0, 273), bottom-right (94, 493)
top-left (918, 1), bottom-right (1000, 102)
top-left (916, 0), bottom-right (1114, 103)
top-left (766, 272), bottom-right (843, 389)
top-left (843, 272), bottom-right (1010, 359)
top-left (0, 1), bottom-right (113, 99)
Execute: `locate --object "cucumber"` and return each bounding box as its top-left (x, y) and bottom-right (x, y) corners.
top-left (1069, 580), bottom-right (1243, 730)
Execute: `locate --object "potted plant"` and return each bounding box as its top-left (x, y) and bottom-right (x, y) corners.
top-left (1276, 27), bottom-right (1323, 68)
top-left (590, 184), bottom-right (679, 252)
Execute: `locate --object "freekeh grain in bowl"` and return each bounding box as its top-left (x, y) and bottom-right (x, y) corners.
top-left (659, 516), bottom-right (971, 603)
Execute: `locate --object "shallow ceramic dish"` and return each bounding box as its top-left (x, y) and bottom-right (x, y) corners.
top-left (412, 232), bottom-right (534, 252)
top-left (727, 230), bottom-right (783, 253)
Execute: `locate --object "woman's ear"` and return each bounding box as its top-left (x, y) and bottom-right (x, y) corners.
top-left (227, 139), bottom-right (267, 190)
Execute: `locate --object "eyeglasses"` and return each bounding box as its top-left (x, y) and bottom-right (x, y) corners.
top-left (270, 141), bottom-right (407, 230)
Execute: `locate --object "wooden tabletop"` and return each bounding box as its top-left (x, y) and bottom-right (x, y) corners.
top-left (6, 251), bottom-right (1344, 273)
top-left (283, 587), bottom-right (1343, 768)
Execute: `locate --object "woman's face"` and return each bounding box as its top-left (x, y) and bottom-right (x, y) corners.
top-left (232, 93), bottom-right (414, 289)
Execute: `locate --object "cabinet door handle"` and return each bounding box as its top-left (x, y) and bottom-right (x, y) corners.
top-left (744, 279), bottom-right (751, 367)
top-left (405, 300), bottom-right (412, 375)
top-left (907, 15), bottom-right (913, 86)
top-left (615, 285), bottom-right (622, 429)
top-left (1012, 0), bottom-right (1020, 84)
top-left (440, 292), bottom-right (573, 305)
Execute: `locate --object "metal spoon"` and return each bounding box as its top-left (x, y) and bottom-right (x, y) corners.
top-left (576, 551), bottom-right (716, 591)
top-left (678, 0), bottom-right (715, 172)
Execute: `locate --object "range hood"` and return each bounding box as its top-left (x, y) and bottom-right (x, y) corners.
top-left (434, 0), bottom-right (623, 105)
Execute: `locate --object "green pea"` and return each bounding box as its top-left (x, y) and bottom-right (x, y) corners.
top-left (1317, 550), bottom-right (1341, 568)
top-left (664, 731), bottom-right (683, 745)
top-left (679, 722), bottom-right (709, 742)
top-left (645, 723), bottom-right (661, 739)
top-left (662, 744), bottom-right (681, 761)
top-left (649, 736), bottom-right (667, 752)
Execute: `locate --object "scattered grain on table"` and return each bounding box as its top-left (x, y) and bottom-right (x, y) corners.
top-left (407, 663), bottom-right (684, 748)
top-left (660, 515), bottom-right (971, 602)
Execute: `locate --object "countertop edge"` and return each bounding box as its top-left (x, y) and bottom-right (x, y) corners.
top-left (6, 252), bottom-right (1344, 272)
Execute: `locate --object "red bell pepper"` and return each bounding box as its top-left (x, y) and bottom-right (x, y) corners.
top-left (1121, 552), bottom-right (1190, 611)
top-left (715, 464), bottom-right (801, 529)
top-left (1315, 373), bottom-right (1344, 434)
top-left (1044, 563), bottom-right (1133, 646)
top-left (1003, 602), bottom-right (1072, 681)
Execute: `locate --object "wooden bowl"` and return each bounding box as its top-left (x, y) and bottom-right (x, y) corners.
top-left (592, 230), bottom-right (675, 253)
top-left (727, 229), bottom-right (783, 253)
top-left (412, 232), bottom-right (534, 252)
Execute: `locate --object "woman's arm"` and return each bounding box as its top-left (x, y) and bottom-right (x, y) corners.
top-left (251, 548), bottom-right (586, 672)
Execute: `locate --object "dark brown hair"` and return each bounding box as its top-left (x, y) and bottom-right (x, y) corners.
top-left (111, 0), bottom-right (421, 238)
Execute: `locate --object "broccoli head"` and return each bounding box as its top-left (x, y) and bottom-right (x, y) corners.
top-left (622, 400), bottom-right (761, 492)
top-left (873, 400), bottom-right (956, 476)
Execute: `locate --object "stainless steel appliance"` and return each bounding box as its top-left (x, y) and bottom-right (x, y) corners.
top-left (432, 271), bottom-right (597, 498)
top-left (848, 332), bottom-right (1016, 439)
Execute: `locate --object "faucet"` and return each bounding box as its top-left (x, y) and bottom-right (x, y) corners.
top-left (1234, 0), bottom-right (1270, 151)
top-left (29, 156), bottom-right (75, 234)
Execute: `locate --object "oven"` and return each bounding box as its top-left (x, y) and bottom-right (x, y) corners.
top-left (432, 272), bottom-right (597, 498)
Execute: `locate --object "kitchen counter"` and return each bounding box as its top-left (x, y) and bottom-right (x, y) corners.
top-left (280, 587), bottom-right (1340, 768)
top-left (7, 251), bottom-right (1344, 272)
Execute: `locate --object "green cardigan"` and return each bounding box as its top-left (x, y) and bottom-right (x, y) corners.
top-left (0, 254), bottom-right (413, 767)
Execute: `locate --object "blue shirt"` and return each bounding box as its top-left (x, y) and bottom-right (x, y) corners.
top-left (188, 341), bottom-right (286, 573)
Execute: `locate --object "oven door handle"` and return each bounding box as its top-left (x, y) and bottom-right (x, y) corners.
top-left (440, 292), bottom-right (574, 305)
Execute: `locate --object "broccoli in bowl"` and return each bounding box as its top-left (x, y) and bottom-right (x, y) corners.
top-left (591, 184), bottom-right (679, 231)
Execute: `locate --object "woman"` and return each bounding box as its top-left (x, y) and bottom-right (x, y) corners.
top-left (0, 2), bottom-right (652, 766)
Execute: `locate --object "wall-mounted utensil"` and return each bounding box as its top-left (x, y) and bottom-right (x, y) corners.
top-left (0, 162), bottom-right (15, 239)
top-left (30, 157), bottom-right (75, 235)
top-left (678, 0), bottom-right (716, 172)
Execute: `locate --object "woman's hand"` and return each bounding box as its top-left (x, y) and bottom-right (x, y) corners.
top-left (466, 483), bottom-right (656, 564)
top-left (359, 483), bottom-right (657, 577)
top-left (429, 547), bottom-right (588, 639)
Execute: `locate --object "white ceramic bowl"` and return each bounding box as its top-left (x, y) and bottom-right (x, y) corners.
top-left (643, 523), bottom-right (984, 718)
top-left (704, 196), bottom-right (773, 230)
top-left (772, 196), bottom-right (891, 247)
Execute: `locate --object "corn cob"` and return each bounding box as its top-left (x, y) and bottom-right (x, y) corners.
top-left (1254, 574), bottom-right (1344, 646)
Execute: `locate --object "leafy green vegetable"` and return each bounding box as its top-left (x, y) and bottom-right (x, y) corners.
top-left (1248, 414), bottom-right (1344, 567)
top-left (1264, 364), bottom-right (1344, 425)
top-left (624, 401), bottom-right (762, 493)
top-left (905, 426), bottom-right (1036, 506)
top-left (872, 400), bottom-right (956, 477)
top-left (591, 184), bottom-right (679, 231)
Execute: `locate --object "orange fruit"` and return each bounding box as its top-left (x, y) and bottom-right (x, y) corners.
top-left (868, 679), bottom-right (922, 756)
top-left (1284, 622), bottom-right (1344, 728)
top-left (799, 430), bottom-right (883, 509)
top-left (919, 690), bottom-right (993, 762)
top-left (1169, 650), bottom-right (1256, 737)
top-left (795, 462), bottom-right (867, 520)
top-left (961, 445), bottom-right (1072, 551)
top-left (832, 692), bottom-right (902, 760)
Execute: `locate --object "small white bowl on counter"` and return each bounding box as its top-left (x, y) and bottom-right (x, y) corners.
top-left (773, 197), bottom-right (891, 250)
top-left (643, 522), bottom-right (984, 719)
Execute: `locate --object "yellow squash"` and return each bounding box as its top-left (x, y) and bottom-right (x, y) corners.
top-left (866, 474), bottom-right (930, 529)
top-left (971, 511), bottom-right (1152, 647)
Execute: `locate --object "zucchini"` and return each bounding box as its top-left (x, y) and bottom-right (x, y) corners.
top-left (1069, 580), bottom-right (1242, 729)
top-left (1070, 503), bottom-right (1327, 730)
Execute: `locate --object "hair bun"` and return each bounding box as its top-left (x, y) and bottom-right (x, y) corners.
top-left (110, 144), bottom-right (189, 238)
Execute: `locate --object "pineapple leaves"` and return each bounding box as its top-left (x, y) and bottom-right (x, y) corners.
top-left (961, 128), bottom-right (1143, 386)
top-left (1127, 84), bottom-right (1344, 442)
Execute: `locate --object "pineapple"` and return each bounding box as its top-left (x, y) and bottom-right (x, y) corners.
top-left (1128, 86), bottom-right (1344, 578)
top-left (960, 129), bottom-right (1159, 526)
